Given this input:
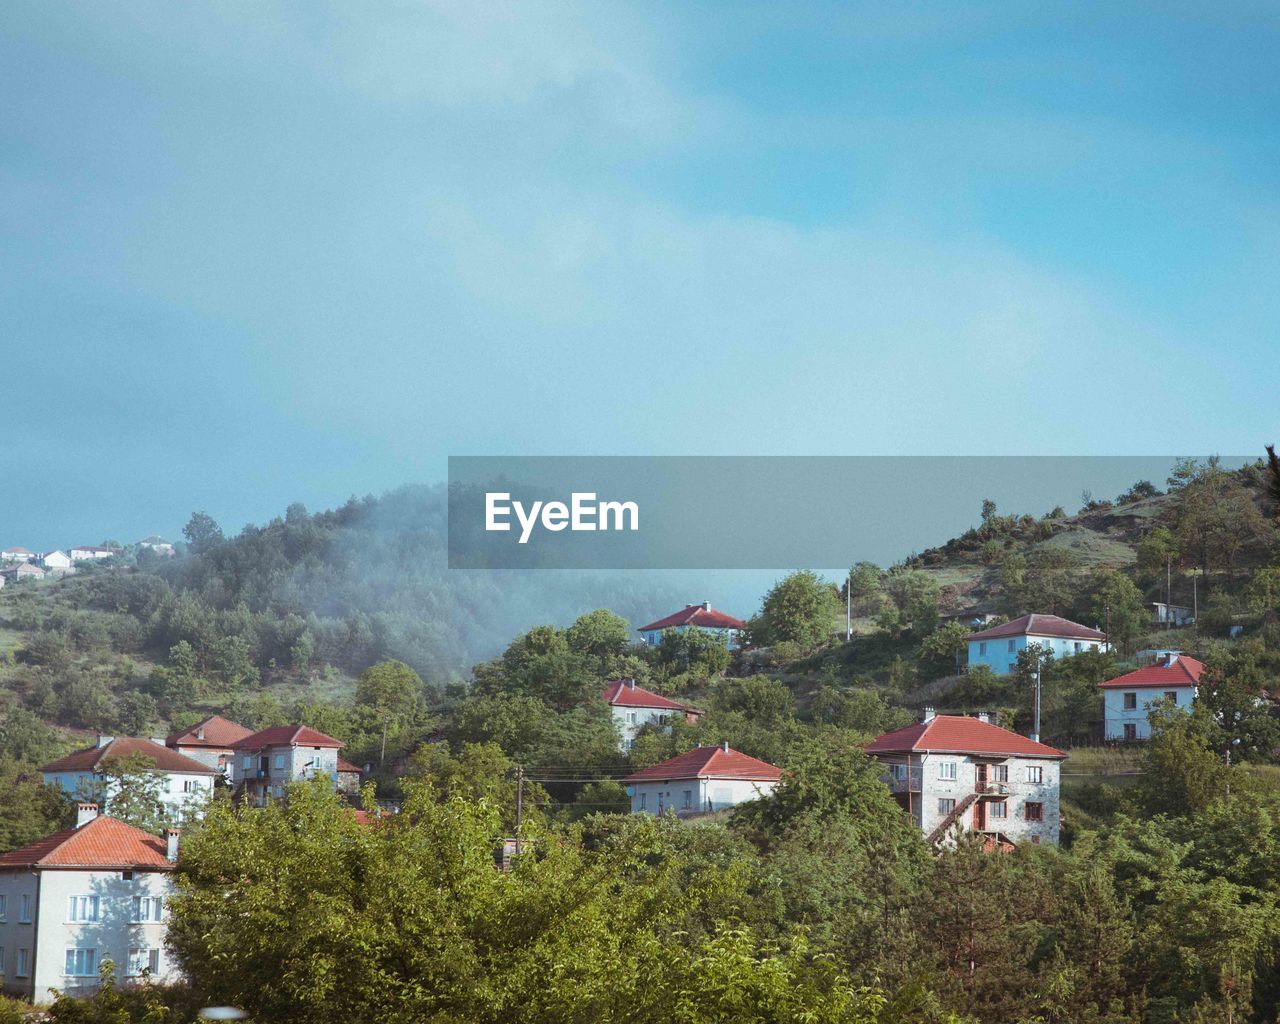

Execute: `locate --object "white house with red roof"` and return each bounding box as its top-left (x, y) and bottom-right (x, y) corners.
top-left (0, 546), bottom-right (35, 563)
top-left (622, 742), bottom-right (781, 816)
top-left (40, 737), bottom-right (218, 819)
top-left (165, 714), bottom-right (255, 775)
top-left (69, 545), bottom-right (118, 562)
top-left (603, 680), bottom-right (704, 751)
top-left (0, 561), bottom-right (45, 584)
top-left (866, 712), bottom-right (1065, 847)
top-left (1099, 653), bottom-right (1205, 741)
top-left (229, 725), bottom-right (346, 806)
top-left (0, 803), bottom-right (181, 1002)
top-left (967, 613), bottom-right (1107, 676)
top-left (637, 602), bottom-right (746, 649)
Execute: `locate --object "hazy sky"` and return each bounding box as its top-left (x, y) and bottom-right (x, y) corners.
top-left (2, 2), bottom-right (1277, 549)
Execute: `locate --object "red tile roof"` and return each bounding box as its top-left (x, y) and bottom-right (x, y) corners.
top-left (968, 613), bottom-right (1105, 642)
top-left (624, 745), bottom-right (781, 783)
top-left (865, 715), bottom-right (1066, 759)
top-left (3, 546), bottom-right (33, 554)
top-left (638, 604), bottom-right (746, 633)
top-left (337, 757), bottom-right (361, 773)
top-left (231, 725), bottom-right (344, 750)
top-left (1098, 655), bottom-right (1205, 689)
top-left (0, 815), bottom-right (174, 870)
top-left (166, 714), bottom-right (255, 749)
top-left (41, 737), bottom-right (219, 775)
top-left (602, 680), bottom-right (704, 714)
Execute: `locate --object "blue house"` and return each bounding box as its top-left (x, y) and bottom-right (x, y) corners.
top-left (637, 602), bottom-right (746, 650)
top-left (967, 613), bottom-right (1107, 676)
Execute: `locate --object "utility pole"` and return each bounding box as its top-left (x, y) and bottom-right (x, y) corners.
top-left (1166, 554), bottom-right (1172, 630)
top-left (514, 765), bottom-right (524, 855)
top-left (846, 570), bottom-right (853, 642)
top-left (1031, 665), bottom-right (1041, 743)
top-left (1193, 568), bottom-right (1200, 624)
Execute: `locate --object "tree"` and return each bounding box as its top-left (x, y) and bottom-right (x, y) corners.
top-left (751, 571), bottom-right (841, 648)
top-left (919, 621), bottom-right (971, 676)
top-left (0, 757), bottom-right (70, 853)
top-left (981, 498), bottom-right (998, 525)
top-left (1244, 566), bottom-right (1280, 614)
top-left (1136, 706), bottom-right (1244, 817)
top-left (1020, 548), bottom-right (1082, 615)
top-left (1266, 444), bottom-right (1280, 519)
top-left (1090, 570), bottom-right (1147, 654)
top-left (355, 659), bottom-right (422, 721)
top-left (884, 568), bottom-right (941, 635)
top-left (76, 753), bottom-right (174, 833)
top-left (182, 511), bottom-right (224, 555)
top-left (564, 609), bottom-right (631, 661)
top-left (845, 562), bottom-right (883, 617)
top-left (1194, 648), bottom-right (1279, 763)
top-left (1137, 526), bottom-right (1181, 585)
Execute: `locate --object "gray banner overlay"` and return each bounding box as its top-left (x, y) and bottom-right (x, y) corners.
top-left (448, 456), bottom-right (1245, 570)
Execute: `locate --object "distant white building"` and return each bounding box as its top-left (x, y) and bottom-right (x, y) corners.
top-left (0, 804), bottom-right (182, 1002)
top-left (1151, 602), bottom-right (1194, 627)
top-left (69, 546), bottom-right (117, 562)
top-left (637, 602), bottom-right (746, 649)
top-left (136, 536), bottom-right (175, 557)
top-left (39, 550), bottom-right (73, 571)
top-left (623, 743), bottom-right (781, 816)
top-left (603, 680), bottom-right (704, 751)
top-left (967, 613), bottom-right (1107, 676)
top-left (228, 725), bottom-right (346, 806)
top-left (40, 737), bottom-right (217, 818)
top-left (866, 712), bottom-right (1065, 848)
top-left (1099, 653), bottom-right (1204, 741)
top-left (0, 547), bottom-right (35, 563)
top-left (0, 562), bottom-right (45, 584)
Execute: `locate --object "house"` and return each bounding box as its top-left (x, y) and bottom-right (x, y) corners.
top-left (966, 613), bottom-right (1107, 676)
top-left (1099, 653), bottom-right (1204, 741)
top-left (165, 715), bottom-right (255, 776)
top-left (1151, 602), bottom-right (1194, 627)
top-left (69, 546), bottom-right (117, 562)
top-left (336, 757), bottom-right (363, 795)
top-left (39, 550), bottom-right (73, 571)
top-left (229, 725), bottom-right (345, 806)
top-left (623, 742), bottom-right (781, 816)
top-left (0, 547), bottom-right (35, 563)
top-left (603, 679), bottom-right (704, 751)
top-left (0, 803), bottom-right (181, 1002)
top-left (637, 602), bottom-right (746, 649)
top-left (40, 737), bottom-right (218, 818)
top-left (136, 536), bottom-right (175, 556)
top-left (0, 562), bottom-right (46, 584)
top-left (866, 712), bottom-right (1065, 847)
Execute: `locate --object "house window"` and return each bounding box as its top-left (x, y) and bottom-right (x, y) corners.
top-left (1025, 766), bottom-right (1043, 784)
top-left (132, 896), bottom-right (164, 922)
top-left (183, 779), bottom-right (202, 793)
top-left (682, 790), bottom-right (693, 810)
top-left (978, 641), bottom-right (987, 656)
top-left (273, 754), bottom-right (285, 770)
top-left (1007, 639), bottom-right (1016, 653)
top-left (1122, 692), bottom-right (1137, 710)
top-left (121, 870), bottom-right (134, 881)
top-left (639, 793), bottom-right (647, 810)
top-left (19, 894), bottom-right (31, 922)
top-left (1074, 642), bottom-right (1083, 653)
top-left (937, 762), bottom-right (957, 781)
top-left (65, 948), bottom-right (97, 977)
top-left (938, 798), bottom-right (956, 815)
top-left (625, 711), bottom-right (636, 725)
top-left (890, 764), bottom-right (907, 781)
top-left (127, 947), bottom-right (161, 977)
top-left (16, 948), bottom-right (29, 977)
top-left (242, 756), bottom-right (252, 771)
top-left (1164, 691), bottom-right (1178, 703)
top-left (990, 801), bottom-right (1007, 818)
top-left (1123, 723), bottom-right (1137, 741)
top-left (67, 895), bottom-right (100, 922)
top-left (991, 765), bottom-right (1008, 783)
top-left (1025, 802), bottom-right (1044, 822)
top-left (0, 894), bottom-right (6, 920)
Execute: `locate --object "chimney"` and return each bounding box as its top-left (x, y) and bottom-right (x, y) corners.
top-left (923, 707), bottom-right (936, 723)
top-left (720, 740), bottom-right (730, 752)
top-left (976, 711), bottom-right (990, 724)
top-left (627, 678), bottom-right (636, 689)
top-left (76, 803), bottom-right (99, 828)
top-left (702, 601), bottom-right (711, 611)
top-left (96, 735), bottom-right (115, 748)
top-left (166, 829), bottom-right (180, 862)
top-left (196, 726), bottom-right (205, 741)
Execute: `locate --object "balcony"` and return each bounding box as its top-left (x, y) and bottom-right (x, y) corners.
top-left (882, 769), bottom-right (922, 794)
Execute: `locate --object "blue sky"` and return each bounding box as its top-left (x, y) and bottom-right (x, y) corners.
top-left (2, 2), bottom-right (1277, 549)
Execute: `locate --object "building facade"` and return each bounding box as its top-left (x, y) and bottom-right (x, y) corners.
top-left (0, 805), bottom-right (180, 1003)
top-left (229, 725), bottom-right (345, 806)
top-left (603, 680), bottom-right (704, 751)
top-left (623, 743), bottom-right (781, 816)
top-left (41, 738), bottom-right (217, 819)
top-left (1099, 654), bottom-right (1204, 741)
top-left (166, 715), bottom-right (254, 776)
top-left (637, 602), bottom-right (745, 649)
top-left (867, 713), bottom-right (1065, 847)
top-left (966, 613), bottom-right (1107, 676)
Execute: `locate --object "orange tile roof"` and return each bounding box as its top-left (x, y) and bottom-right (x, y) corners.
top-left (865, 715), bottom-right (1066, 759)
top-left (624, 745), bottom-right (781, 783)
top-left (638, 604), bottom-right (746, 633)
top-left (1098, 655), bottom-right (1205, 689)
top-left (41, 737), bottom-right (219, 775)
top-left (166, 714), bottom-right (254, 749)
top-left (968, 613), bottom-right (1105, 642)
top-left (231, 725), bottom-right (344, 750)
top-left (0, 816), bottom-right (174, 870)
top-left (602, 680), bottom-right (703, 714)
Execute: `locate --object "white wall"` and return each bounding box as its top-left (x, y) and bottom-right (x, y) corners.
top-left (628, 776), bottom-right (775, 816)
top-left (1, 867), bottom-right (178, 1002)
top-left (1102, 685), bottom-right (1195, 740)
top-left (610, 705), bottom-right (679, 751)
top-left (231, 744), bottom-right (341, 804)
top-left (43, 771), bottom-right (213, 819)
